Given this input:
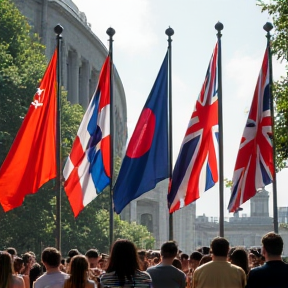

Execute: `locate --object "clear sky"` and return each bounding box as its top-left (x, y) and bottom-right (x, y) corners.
top-left (73, 0), bottom-right (286, 218)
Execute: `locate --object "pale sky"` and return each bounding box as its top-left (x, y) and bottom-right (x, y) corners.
top-left (73, 0), bottom-right (287, 219)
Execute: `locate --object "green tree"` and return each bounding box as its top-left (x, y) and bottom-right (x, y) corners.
top-left (258, 0), bottom-right (288, 170)
top-left (0, 0), bottom-right (155, 257)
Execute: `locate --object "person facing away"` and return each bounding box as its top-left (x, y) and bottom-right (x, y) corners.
top-left (100, 239), bottom-right (151, 287)
top-left (33, 247), bottom-right (69, 288)
top-left (246, 232), bottom-right (288, 288)
top-left (0, 251), bottom-right (25, 288)
top-left (230, 247), bottom-right (250, 275)
top-left (192, 237), bottom-right (246, 288)
top-left (64, 255), bottom-right (95, 288)
top-left (146, 241), bottom-right (186, 288)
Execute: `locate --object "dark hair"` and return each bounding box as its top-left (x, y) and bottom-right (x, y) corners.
top-left (106, 239), bottom-right (141, 284)
top-left (197, 246), bottom-right (210, 255)
top-left (228, 247), bottom-right (236, 260)
top-left (190, 251), bottom-right (203, 261)
top-left (172, 258), bottom-right (182, 270)
top-left (68, 249), bottom-right (81, 258)
top-left (262, 232), bottom-right (283, 256)
top-left (161, 241), bottom-right (178, 258)
top-left (85, 249), bottom-right (99, 259)
top-left (199, 255), bottom-right (212, 266)
top-left (29, 263), bottom-right (43, 288)
top-left (230, 248), bottom-right (249, 274)
top-left (42, 247), bottom-right (61, 268)
top-left (210, 237), bottom-right (229, 257)
top-left (64, 255), bottom-right (88, 288)
top-left (180, 253), bottom-right (189, 261)
top-left (0, 251), bottom-right (13, 288)
top-left (6, 247), bottom-right (17, 256)
top-left (13, 256), bottom-right (24, 273)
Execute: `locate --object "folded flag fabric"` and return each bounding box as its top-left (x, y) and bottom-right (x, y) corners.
top-left (113, 52), bottom-right (169, 214)
top-left (0, 49), bottom-right (58, 212)
top-left (63, 56), bottom-right (111, 217)
top-left (168, 43), bottom-right (219, 213)
top-left (228, 46), bottom-right (273, 213)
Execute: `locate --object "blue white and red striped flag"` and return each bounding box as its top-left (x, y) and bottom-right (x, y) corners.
top-left (168, 43), bottom-right (219, 213)
top-left (113, 53), bottom-right (169, 214)
top-left (63, 56), bottom-right (111, 217)
top-left (228, 47), bottom-right (273, 213)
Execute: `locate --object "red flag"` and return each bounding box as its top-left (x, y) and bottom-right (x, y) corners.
top-left (0, 49), bottom-right (58, 212)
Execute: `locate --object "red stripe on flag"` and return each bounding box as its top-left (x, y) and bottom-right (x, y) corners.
top-left (64, 168), bottom-right (84, 217)
top-left (70, 136), bottom-right (85, 167)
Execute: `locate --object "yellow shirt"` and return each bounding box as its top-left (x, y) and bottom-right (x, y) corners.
top-left (192, 260), bottom-right (246, 288)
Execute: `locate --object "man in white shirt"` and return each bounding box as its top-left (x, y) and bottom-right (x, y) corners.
top-left (34, 247), bottom-right (69, 288)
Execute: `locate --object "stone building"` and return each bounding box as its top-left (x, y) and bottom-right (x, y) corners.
top-left (121, 179), bottom-right (196, 254)
top-left (12, 0), bottom-right (127, 158)
top-left (195, 189), bottom-right (288, 255)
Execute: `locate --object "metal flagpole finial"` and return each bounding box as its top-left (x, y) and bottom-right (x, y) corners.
top-left (165, 26), bottom-right (174, 37)
top-left (54, 24), bottom-right (64, 39)
top-left (215, 21), bottom-right (224, 38)
top-left (264, 22), bottom-right (273, 40)
top-left (106, 27), bottom-right (116, 37)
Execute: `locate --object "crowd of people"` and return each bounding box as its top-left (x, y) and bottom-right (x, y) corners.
top-left (0, 231), bottom-right (287, 288)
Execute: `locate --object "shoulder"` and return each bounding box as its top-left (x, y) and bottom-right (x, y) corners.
top-left (12, 275), bottom-right (25, 288)
top-left (86, 279), bottom-right (96, 288)
top-left (134, 270), bottom-right (152, 281)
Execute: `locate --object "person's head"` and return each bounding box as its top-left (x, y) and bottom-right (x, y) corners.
top-left (85, 249), bottom-right (100, 269)
top-left (41, 247), bottom-right (61, 269)
top-left (189, 251), bottom-right (203, 270)
top-left (0, 251), bottom-right (14, 288)
top-left (69, 255), bottom-right (89, 284)
top-left (22, 253), bottom-right (33, 271)
top-left (28, 251), bottom-right (36, 264)
top-left (106, 239), bottom-right (141, 282)
top-left (6, 247), bottom-right (17, 258)
top-left (172, 258), bottom-right (182, 270)
top-left (160, 241), bottom-right (178, 259)
top-left (210, 237), bottom-right (229, 257)
top-left (68, 249), bottom-right (81, 258)
top-left (137, 250), bottom-right (147, 262)
top-left (197, 246), bottom-right (210, 255)
top-left (29, 263), bottom-right (43, 288)
top-left (13, 256), bottom-right (24, 273)
top-left (199, 255), bottom-right (212, 266)
top-left (230, 248), bottom-right (249, 274)
top-left (262, 232), bottom-right (283, 258)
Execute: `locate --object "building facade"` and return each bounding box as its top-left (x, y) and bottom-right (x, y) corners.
top-left (13, 0), bottom-right (127, 158)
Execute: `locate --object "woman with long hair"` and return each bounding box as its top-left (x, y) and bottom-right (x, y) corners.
top-left (230, 247), bottom-right (250, 275)
top-left (100, 239), bottom-right (151, 287)
top-left (0, 251), bottom-right (25, 288)
top-left (64, 255), bottom-right (95, 288)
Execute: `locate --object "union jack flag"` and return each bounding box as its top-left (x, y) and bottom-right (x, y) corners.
top-left (168, 43), bottom-right (219, 213)
top-left (228, 47), bottom-right (273, 213)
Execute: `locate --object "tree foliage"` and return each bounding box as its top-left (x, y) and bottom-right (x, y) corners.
top-left (257, 0), bottom-right (288, 170)
top-left (0, 0), bottom-right (154, 258)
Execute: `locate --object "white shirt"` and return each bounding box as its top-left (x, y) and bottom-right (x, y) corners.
top-left (33, 271), bottom-right (69, 288)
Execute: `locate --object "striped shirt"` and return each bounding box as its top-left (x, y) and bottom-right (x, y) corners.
top-left (100, 270), bottom-right (152, 287)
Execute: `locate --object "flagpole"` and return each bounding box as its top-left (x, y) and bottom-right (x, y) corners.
top-left (165, 27), bottom-right (174, 241)
top-left (54, 24), bottom-right (63, 251)
top-left (106, 27), bottom-right (115, 247)
top-left (264, 22), bottom-right (278, 233)
top-left (215, 22), bottom-right (224, 237)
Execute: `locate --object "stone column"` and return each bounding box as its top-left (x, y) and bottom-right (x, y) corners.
top-left (89, 68), bottom-right (99, 100)
top-left (68, 50), bottom-right (79, 104)
top-left (79, 59), bottom-right (90, 109)
top-left (130, 201), bottom-right (137, 223)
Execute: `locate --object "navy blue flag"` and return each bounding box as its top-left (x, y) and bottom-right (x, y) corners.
top-left (113, 53), bottom-right (169, 214)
